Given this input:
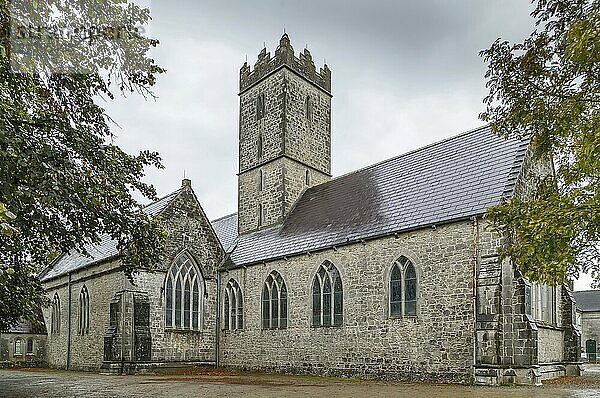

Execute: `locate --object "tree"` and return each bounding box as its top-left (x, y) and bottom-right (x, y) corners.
top-left (0, 0), bottom-right (167, 330)
top-left (480, 0), bottom-right (599, 286)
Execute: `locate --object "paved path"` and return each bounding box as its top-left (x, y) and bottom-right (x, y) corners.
top-left (1, 368), bottom-right (600, 398)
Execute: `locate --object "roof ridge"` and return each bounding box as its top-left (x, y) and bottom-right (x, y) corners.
top-left (323, 124), bottom-right (493, 185)
top-left (142, 187), bottom-right (182, 209)
top-left (211, 212), bottom-right (237, 223)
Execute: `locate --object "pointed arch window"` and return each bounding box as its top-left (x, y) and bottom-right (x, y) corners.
top-left (26, 339), bottom-right (34, 354)
top-left (305, 169), bottom-right (311, 186)
top-left (164, 252), bottom-right (204, 330)
top-left (389, 256), bottom-right (418, 317)
top-left (224, 279), bottom-right (243, 330)
top-left (14, 339), bottom-right (22, 355)
top-left (262, 271), bottom-right (288, 329)
top-left (312, 261), bottom-right (343, 327)
top-left (79, 285), bottom-right (90, 335)
top-left (51, 293), bottom-right (60, 334)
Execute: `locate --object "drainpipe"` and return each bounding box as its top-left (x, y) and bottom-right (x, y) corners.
top-left (215, 268), bottom-right (221, 367)
top-left (66, 273), bottom-right (72, 370)
top-left (471, 216), bottom-right (480, 374)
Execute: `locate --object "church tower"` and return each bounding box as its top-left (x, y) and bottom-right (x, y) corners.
top-left (237, 34), bottom-right (332, 234)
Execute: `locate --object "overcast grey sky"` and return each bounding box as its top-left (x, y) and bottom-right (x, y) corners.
top-left (101, 2), bottom-right (593, 289)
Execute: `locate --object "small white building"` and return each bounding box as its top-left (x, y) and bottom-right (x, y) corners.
top-left (573, 290), bottom-right (600, 362)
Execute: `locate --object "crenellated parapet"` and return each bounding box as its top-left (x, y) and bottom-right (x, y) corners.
top-left (239, 33), bottom-right (331, 93)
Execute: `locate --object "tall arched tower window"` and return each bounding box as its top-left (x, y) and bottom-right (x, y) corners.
top-left (262, 271), bottom-right (288, 329)
top-left (312, 261), bottom-right (343, 327)
top-left (51, 293), bottom-right (60, 334)
top-left (79, 285), bottom-right (90, 335)
top-left (165, 252), bottom-right (204, 330)
top-left (256, 93), bottom-right (266, 120)
top-left (258, 204), bottom-right (264, 227)
top-left (257, 134), bottom-right (263, 160)
top-left (305, 95), bottom-right (313, 121)
top-left (389, 256), bottom-right (418, 317)
top-left (258, 169), bottom-right (264, 191)
top-left (224, 279), bottom-right (243, 330)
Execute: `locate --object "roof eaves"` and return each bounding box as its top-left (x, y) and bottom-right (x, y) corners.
top-left (229, 213), bottom-right (482, 270)
top-left (37, 252), bottom-right (66, 280)
top-left (40, 252), bottom-right (121, 283)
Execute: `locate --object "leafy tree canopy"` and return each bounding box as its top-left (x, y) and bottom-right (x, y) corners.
top-left (0, 0), bottom-right (166, 330)
top-left (481, 0), bottom-right (599, 286)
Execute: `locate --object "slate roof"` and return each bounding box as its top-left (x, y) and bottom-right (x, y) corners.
top-left (39, 189), bottom-right (182, 282)
top-left (211, 213), bottom-right (239, 252)
top-left (2, 310), bottom-right (47, 334)
top-left (222, 125), bottom-right (529, 267)
top-left (39, 125), bottom-right (530, 279)
top-left (573, 290), bottom-right (600, 312)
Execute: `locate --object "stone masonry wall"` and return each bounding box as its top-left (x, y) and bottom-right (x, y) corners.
top-left (42, 260), bottom-right (125, 371)
top-left (283, 70), bottom-right (331, 174)
top-left (239, 70), bottom-right (285, 173)
top-left (238, 59), bottom-right (332, 234)
top-left (238, 158), bottom-right (329, 232)
top-left (133, 181), bottom-right (223, 364)
top-left (538, 327), bottom-right (565, 363)
top-left (41, 181), bottom-right (223, 370)
top-left (220, 221), bottom-right (476, 383)
top-left (561, 288), bottom-right (580, 362)
top-left (0, 333), bottom-right (46, 366)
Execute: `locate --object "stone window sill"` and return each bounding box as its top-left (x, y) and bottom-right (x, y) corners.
top-left (221, 328), bottom-right (244, 333)
top-left (165, 328), bottom-right (203, 334)
top-left (310, 324), bottom-right (343, 329)
top-left (389, 315), bottom-right (418, 320)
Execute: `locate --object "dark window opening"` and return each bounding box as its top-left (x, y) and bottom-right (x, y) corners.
top-left (51, 293), bottom-right (60, 334)
top-left (257, 134), bottom-right (263, 160)
top-left (305, 96), bottom-right (313, 121)
top-left (256, 94), bottom-right (266, 120)
top-left (78, 285), bottom-right (90, 335)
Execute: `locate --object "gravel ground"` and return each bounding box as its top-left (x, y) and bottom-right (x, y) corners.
top-left (1, 367), bottom-right (600, 398)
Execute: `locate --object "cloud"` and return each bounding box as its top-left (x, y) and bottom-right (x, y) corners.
top-left (104, 1), bottom-right (535, 219)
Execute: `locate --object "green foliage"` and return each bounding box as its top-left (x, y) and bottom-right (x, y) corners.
top-left (0, 202), bottom-right (16, 236)
top-left (481, 0), bottom-right (600, 285)
top-left (0, 0), bottom-right (167, 330)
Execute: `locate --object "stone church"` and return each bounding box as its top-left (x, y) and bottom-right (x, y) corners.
top-left (39, 34), bottom-right (580, 385)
